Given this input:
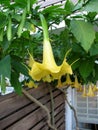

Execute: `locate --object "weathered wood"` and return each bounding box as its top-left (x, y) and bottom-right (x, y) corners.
top-left (30, 103), bottom-right (64, 130)
top-left (0, 90), bottom-right (61, 129)
top-left (0, 84), bottom-right (65, 130)
top-left (0, 85), bottom-right (54, 119)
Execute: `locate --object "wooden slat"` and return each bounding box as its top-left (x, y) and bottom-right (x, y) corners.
top-left (5, 93), bottom-right (64, 130)
top-left (57, 122), bottom-right (65, 130)
top-left (0, 85), bottom-right (55, 119)
top-left (30, 103), bottom-right (64, 130)
top-left (0, 90), bottom-right (61, 129)
top-left (0, 84), bottom-right (65, 130)
top-left (55, 110), bottom-right (65, 122)
top-left (56, 116), bottom-right (65, 128)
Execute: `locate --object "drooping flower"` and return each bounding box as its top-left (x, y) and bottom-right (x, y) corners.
top-left (73, 75), bottom-right (81, 89)
top-left (28, 14), bottom-right (72, 82)
top-left (25, 80), bottom-right (38, 88)
top-left (63, 74), bottom-right (73, 86)
top-left (87, 84), bottom-right (95, 97)
top-left (82, 85), bottom-right (87, 97)
top-left (93, 84), bottom-right (98, 92)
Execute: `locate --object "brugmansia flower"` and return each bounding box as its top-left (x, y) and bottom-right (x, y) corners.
top-left (87, 84), bottom-right (95, 97)
top-left (82, 85), bottom-right (87, 97)
top-left (25, 80), bottom-right (38, 88)
top-left (28, 14), bottom-right (72, 82)
top-left (93, 84), bottom-right (98, 92)
top-left (73, 75), bottom-right (81, 89)
top-left (63, 74), bottom-right (73, 86)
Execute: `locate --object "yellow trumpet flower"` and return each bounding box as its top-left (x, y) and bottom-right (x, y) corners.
top-left (82, 85), bottom-right (87, 97)
top-left (87, 84), bottom-right (95, 97)
top-left (56, 78), bottom-right (63, 88)
top-left (73, 75), bottom-right (81, 89)
top-left (77, 85), bottom-right (83, 92)
top-left (28, 14), bottom-right (72, 82)
top-left (25, 80), bottom-right (38, 88)
top-left (93, 84), bottom-right (98, 92)
top-left (63, 74), bottom-right (73, 86)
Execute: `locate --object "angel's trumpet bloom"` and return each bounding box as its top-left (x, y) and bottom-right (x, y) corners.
top-left (82, 85), bottom-right (87, 97)
top-left (93, 84), bottom-right (98, 92)
top-left (57, 78), bottom-right (63, 88)
top-left (63, 74), bottom-right (73, 86)
top-left (73, 75), bottom-right (81, 89)
top-left (25, 80), bottom-right (38, 88)
top-left (87, 84), bottom-right (95, 97)
top-left (29, 14), bottom-right (72, 82)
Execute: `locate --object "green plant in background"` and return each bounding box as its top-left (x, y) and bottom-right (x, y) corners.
top-left (0, 0), bottom-right (98, 97)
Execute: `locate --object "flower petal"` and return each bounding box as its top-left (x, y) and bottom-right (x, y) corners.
top-left (29, 62), bottom-right (49, 81)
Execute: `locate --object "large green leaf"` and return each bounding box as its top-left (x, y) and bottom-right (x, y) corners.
top-left (90, 43), bottom-right (98, 56)
top-left (0, 12), bottom-right (7, 29)
top-left (70, 20), bottom-right (95, 52)
top-left (0, 75), bottom-right (6, 93)
top-left (94, 64), bottom-right (98, 81)
top-left (0, 0), bottom-right (10, 5)
top-left (79, 59), bottom-right (94, 80)
top-left (11, 58), bottom-right (28, 76)
top-left (0, 55), bottom-right (11, 79)
top-left (11, 71), bottom-right (22, 95)
top-left (83, 0), bottom-right (98, 13)
top-left (64, 0), bottom-right (74, 14)
top-left (14, 0), bottom-right (27, 8)
top-left (14, 0), bottom-right (37, 8)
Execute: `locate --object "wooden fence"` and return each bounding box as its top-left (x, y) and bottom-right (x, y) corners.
top-left (0, 84), bottom-right (65, 130)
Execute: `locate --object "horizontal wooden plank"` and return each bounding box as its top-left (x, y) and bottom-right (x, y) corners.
top-left (57, 122), bottom-right (65, 130)
top-left (0, 85), bottom-right (57, 119)
top-left (5, 93), bottom-right (64, 130)
top-left (55, 110), bottom-right (65, 123)
top-left (0, 89), bottom-right (62, 129)
top-left (39, 117), bottom-right (65, 130)
top-left (30, 103), bottom-right (64, 130)
top-left (56, 116), bottom-right (65, 129)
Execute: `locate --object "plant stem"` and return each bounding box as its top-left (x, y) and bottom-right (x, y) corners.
top-left (22, 88), bottom-right (57, 130)
top-left (58, 88), bottom-right (80, 130)
top-left (49, 85), bottom-right (55, 127)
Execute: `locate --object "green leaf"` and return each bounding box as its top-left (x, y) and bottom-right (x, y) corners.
top-left (15, 0), bottom-right (27, 8)
top-left (42, 5), bottom-right (66, 16)
top-left (79, 59), bottom-right (94, 80)
top-left (11, 58), bottom-right (28, 76)
top-left (0, 75), bottom-right (6, 93)
top-left (2, 38), bottom-right (11, 52)
top-left (94, 64), bottom-right (98, 81)
top-left (70, 20), bottom-right (95, 52)
top-left (14, 0), bottom-right (37, 8)
top-left (0, 12), bottom-right (7, 29)
top-left (64, 0), bottom-right (74, 14)
top-left (0, 55), bottom-right (11, 79)
top-left (73, 0), bottom-right (84, 11)
top-left (83, 0), bottom-right (98, 13)
top-left (0, 0), bottom-right (10, 5)
top-left (90, 43), bottom-right (98, 56)
top-left (31, 0), bottom-right (37, 5)
top-left (11, 71), bottom-right (22, 95)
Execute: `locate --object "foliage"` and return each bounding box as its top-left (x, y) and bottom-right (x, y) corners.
top-left (0, 0), bottom-right (98, 94)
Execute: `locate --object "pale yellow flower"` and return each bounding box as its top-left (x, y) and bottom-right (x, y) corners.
top-left (93, 84), bottom-right (98, 92)
top-left (25, 80), bottom-right (38, 88)
top-left (82, 85), bottom-right (87, 97)
top-left (87, 84), bottom-right (95, 97)
top-left (28, 14), bottom-right (72, 82)
top-left (73, 75), bottom-right (81, 89)
top-left (63, 74), bottom-right (73, 86)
